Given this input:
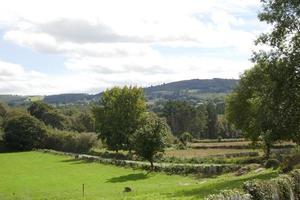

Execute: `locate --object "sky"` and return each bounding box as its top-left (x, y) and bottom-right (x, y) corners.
top-left (0, 0), bottom-right (267, 95)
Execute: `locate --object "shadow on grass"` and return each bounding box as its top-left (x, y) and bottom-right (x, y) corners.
top-left (107, 173), bottom-right (150, 183)
top-left (164, 171), bottom-right (278, 199)
top-left (0, 141), bottom-right (28, 154)
top-left (60, 158), bottom-right (95, 164)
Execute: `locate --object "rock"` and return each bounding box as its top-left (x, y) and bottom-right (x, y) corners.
top-left (123, 187), bottom-right (132, 192)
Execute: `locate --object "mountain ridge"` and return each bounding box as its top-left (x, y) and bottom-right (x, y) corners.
top-left (0, 78), bottom-right (239, 105)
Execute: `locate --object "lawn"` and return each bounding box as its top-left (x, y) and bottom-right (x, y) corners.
top-left (0, 152), bottom-right (277, 200)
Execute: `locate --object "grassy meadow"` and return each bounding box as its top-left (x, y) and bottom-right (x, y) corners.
top-left (0, 151), bottom-right (278, 200)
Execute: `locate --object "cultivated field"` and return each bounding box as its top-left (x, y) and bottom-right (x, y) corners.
top-left (165, 148), bottom-right (260, 159)
top-left (0, 151), bottom-right (277, 200)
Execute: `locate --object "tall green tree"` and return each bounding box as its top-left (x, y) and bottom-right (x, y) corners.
top-left (93, 86), bottom-right (146, 152)
top-left (207, 101), bottom-right (218, 139)
top-left (253, 0), bottom-right (300, 143)
top-left (226, 63), bottom-right (286, 157)
top-left (133, 113), bottom-right (169, 169)
top-left (162, 101), bottom-right (207, 138)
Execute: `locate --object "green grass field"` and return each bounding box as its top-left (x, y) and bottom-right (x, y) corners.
top-left (0, 152), bottom-right (278, 200)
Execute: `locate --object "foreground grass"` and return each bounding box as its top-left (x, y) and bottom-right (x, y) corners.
top-left (0, 152), bottom-right (278, 200)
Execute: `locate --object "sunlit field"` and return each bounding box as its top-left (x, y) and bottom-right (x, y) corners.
top-left (0, 151), bottom-right (278, 200)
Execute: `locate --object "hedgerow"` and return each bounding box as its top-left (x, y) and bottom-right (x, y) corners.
top-left (207, 170), bottom-right (300, 200)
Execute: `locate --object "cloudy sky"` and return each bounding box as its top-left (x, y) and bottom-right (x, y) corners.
top-left (0, 0), bottom-right (266, 95)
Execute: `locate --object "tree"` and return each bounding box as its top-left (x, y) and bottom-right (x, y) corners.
top-left (0, 103), bottom-right (8, 136)
top-left (28, 102), bottom-right (69, 130)
top-left (253, 0), bottom-right (300, 143)
top-left (3, 113), bottom-right (47, 150)
top-left (207, 101), bottom-right (218, 139)
top-left (0, 103), bottom-right (7, 118)
top-left (226, 64), bottom-right (284, 158)
top-left (73, 113), bottom-right (95, 132)
top-left (162, 101), bottom-right (207, 138)
top-left (93, 86), bottom-right (146, 152)
top-left (133, 113), bottom-right (169, 169)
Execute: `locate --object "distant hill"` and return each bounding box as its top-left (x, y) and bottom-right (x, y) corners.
top-left (144, 78), bottom-right (238, 103)
top-left (43, 93), bottom-right (100, 104)
top-left (145, 78), bottom-right (238, 93)
top-left (0, 78), bottom-right (238, 106)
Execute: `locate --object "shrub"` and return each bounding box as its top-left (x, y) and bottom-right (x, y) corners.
top-left (243, 180), bottom-right (278, 200)
top-left (46, 130), bottom-right (98, 153)
top-left (210, 170), bottom-right (300, 200)
top-left (290, 170), bottom-right (300, 198)
top-left (75, 132), bottom-right (98, 153)
top-left (205, 190), bottom-right (251, 200)
top-left (179, 132), bottom-right (193, 145)
top-left (265, 159), bottom-right (280, 169)
top-left (281, 147), bottom-right (300, 173)
top-left (3, 113), bottom-right (47, 150)
top-left (217, 136), bottom-right (222, 142)
top-left (244, 176), bottom-right (295, 200)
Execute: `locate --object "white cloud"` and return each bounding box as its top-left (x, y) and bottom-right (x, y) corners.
top-left (0, 0), bottom-right (265, 95)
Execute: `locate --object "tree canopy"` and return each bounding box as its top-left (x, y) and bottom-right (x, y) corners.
top-left (93, 86), bottom-right (147, 151)
top-left (253, 0), bottom-right (300, 143)
top-left (133, 113), bottom-right (169, 169)
top-left (3, 113), bottom-right (47, 150)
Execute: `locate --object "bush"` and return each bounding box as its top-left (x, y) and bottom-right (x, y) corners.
top-left (46, 130), bottom-right (98, 153)
top-left (205, 190), bottom-right (251, 200)
top-left (281, 147), bottom-right (300, 173)
top-left (179, 132), bottom-right (193, 145)
top-left (265, 159), bottom-right (280, 169)
top-left (210, 170), bottom-right (300, 200)
top-left (75, 132), bottom-right (98, 153)
top-left (3, 114), bottom-right (47, 150)
top-left (244, 175), bottom-right (295, 200)
top-left (290, 170), bottom-right (300, 198)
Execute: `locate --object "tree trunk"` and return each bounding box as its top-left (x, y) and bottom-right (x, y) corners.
top-left (265, 143), bottom-right (271, 159)
top-left (150, 160), bottom-right (154, 171)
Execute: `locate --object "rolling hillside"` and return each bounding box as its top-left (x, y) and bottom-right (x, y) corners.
top-left (0, 78), bottom-right (238, 106)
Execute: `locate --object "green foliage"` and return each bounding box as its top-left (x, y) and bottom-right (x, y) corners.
top-left (0, 103), bottom-right (8, 138)
top-left (93, 86), bottom-right (146, 152)
top-left (253, 0), bottom-right (300, 144)
top-left (243, 174), bottom-right (297, 200)
top-left (73, 112), bottom-right (95, 132)
top-left (0, 103), bottom-right (7, 118)
top-left (205, 190), bottom-right (251, 200)
top-left (45, 130), bottom-right (98, 153)
top-left (180, 132), bottom-right (193, 145)
top-left (3, 113), bottom-right (47, 150)
top-left (28, 102), bottom-right (70, 130)
top-left (265, 159), bottom-right (280, 169)
top-left (133, 113), bottom-right (169, 168)
top-left (281, 147), bottom-right (300, 173)
top-left (162, 100), bottom-right (207, 138)
top-left (207, 101), bottom-right (218, 139)
top-left (226, 64), bottom-right (285, 158)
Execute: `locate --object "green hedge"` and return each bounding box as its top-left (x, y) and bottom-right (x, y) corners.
top-left (206, 170), bottom-right (300, 200)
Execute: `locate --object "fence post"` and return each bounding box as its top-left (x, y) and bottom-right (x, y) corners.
top-left (82, 184), bottom-right (85, 198)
